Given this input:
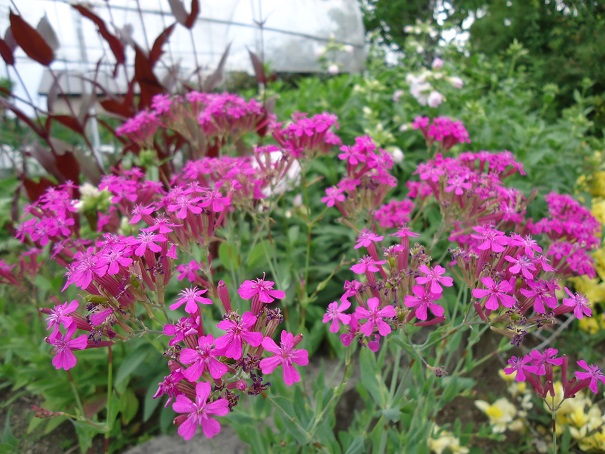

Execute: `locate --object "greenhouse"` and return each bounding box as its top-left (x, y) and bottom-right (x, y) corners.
top-left (1, 0), bottom-right (605, 453)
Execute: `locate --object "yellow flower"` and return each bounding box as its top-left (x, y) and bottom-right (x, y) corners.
top-left (475, 398), bottom-right (519, 433)
top-left (428, 425), bottom-right (469, 454)
top-left (592, 199), bottom-right (605, 225)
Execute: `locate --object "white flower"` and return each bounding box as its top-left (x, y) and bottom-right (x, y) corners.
top-left (79, 182), bottom-right (100, 198)
top-left (386, 146), bottom-right (404, 163)
top-left (392, 89), bottom-right (404, 102)
top-left (427, 90), bottom-right (444, 108)
top-left (327, 64), bottom-right (339, 75)
top-left (448, 76), bottom-right (464, 89)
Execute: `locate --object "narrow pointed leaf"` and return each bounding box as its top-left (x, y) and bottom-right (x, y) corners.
top-left (9, 11), bottom-right (54, 66)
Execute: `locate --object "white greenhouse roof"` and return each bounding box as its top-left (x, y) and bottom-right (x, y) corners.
top-left (0, 0), bottom-right (365, 109)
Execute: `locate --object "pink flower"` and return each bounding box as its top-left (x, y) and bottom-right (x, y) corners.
top-left (46, 324), bottom-right (88, 370)
top-left (528, 348), bottom-right (563, 375)
top-left (238, 275), bottom-right (285, 304)
top-left (415, 265), bottom-right (453, 294)
top-left (323, 300), bottom-right (351, 333)
top-left (259, 331), bottom-right (309, 386)
top-left (471, 226), bottom-right (508, 253)
top-left (350, 257), bottom-right (386, 274)
top-left (504, 355), bottom-right (538, 382)
top-left (472, 277), bottom-right (516, 311)
top-left (215, 312), bottom-right (262, 360)
top-left (404, 285), bottom-right (444, 321)
top-left (180, 334), bottom-right (228, 381)
top-left (562, 287), bottom-right (591, 319)
top-left (505, 255), bottom-right (536, 280)
top-left (354, 297), bottom-right (396, 336)
top-left (45, 300), bottom-right (79, 336)
top-left (170, 287), bottom-right (213, 314)
top-left (354, 229), bottom-right (384, 249)
top-left (176, 260), bottom-right (202, 282)
top-left (172, 381), bottom-right (229, 440)
top-left (575, 360), bottom-right (605, 394)
top-left (321, 187), bottom-right (345, 207)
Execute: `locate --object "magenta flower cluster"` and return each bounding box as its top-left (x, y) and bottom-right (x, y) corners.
top-left (412, 116), bottom-right (470, 151)
top-left (505, 348), bottom-right (605, 399)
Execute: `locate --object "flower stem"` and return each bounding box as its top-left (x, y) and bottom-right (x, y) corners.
top-left (105, 346), bottom-right (113, 452)
top-left (66, 370), bottom-right (85, 417)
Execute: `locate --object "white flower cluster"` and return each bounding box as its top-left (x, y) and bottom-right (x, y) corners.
top-left (403, 58), bottom-right (464, 108)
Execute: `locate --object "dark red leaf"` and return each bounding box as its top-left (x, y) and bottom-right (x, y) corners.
top-left (37, 15), bottom-right (59, 51)
top-left (9, 11), bottom-right (54, 66)
top-left (168, 0), bottom-right (199, 29)
top-left (54, 150), bottom-right (81, 183)
top-left (203, 43), bottom-right (231, 92)
top-left (0, 39), bottom-right (14, 65)
top-left (99, 81), bottom-right (136, 118)
top-left (134, 44), bottom-right (164, 109)
top-left (184, 0), bottom-right (199, 29)
top-left (150, 23), bottom-right (176, 67)
top-left (247, 49), bottom-right (267, 85)
top-left (27, 144), bottom-right (64, 182)
top-left (22, 177), bottom-right (55, 202)
top-left (51, 115), bottom-right (85, 135)
top-left (72, 5), bottom-right (125, 67)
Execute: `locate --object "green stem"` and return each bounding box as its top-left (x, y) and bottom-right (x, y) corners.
top-left (66, 371), bottom-right (85, 417)
top-left (306, 348), bottom-right (353, 438)
top-left (552, 395), bottom-right (557, 454)
top-left (105, 346), bottom-right (113, 447)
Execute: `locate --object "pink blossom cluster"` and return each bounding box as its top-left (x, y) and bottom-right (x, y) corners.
top-left (528, 193), bottom-right (601, 278)
top-left (321, 135), bottom-right (397, 218)
top-left (505, 348), bottom-right (605, 399)
top-left (117, 92), bottom-right (269, 152)
top-left (374, 198), bottom-right (415, 229)
top-left (412, 116), bottom-right (470, 150)
top-left (271, 112), bottom-right (341, 158)
top-left (324, 217), bottom-right (594, 351)
top-left (156, 276), bottom-right (307, 440)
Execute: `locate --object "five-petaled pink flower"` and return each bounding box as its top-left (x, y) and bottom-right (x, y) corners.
top-left (404, 285), bottom-right (444, 321)
top-left (180, 334), bottom-right (228, 381)
top-left (238, 275), bottom-right (285, 304)
top-left (575, 360), bottom-right (605, 394)
top-left (416, 265), bottom-right (453, 294)
top-left (46, 300), bottom-right (79, 337)
top-left (46, 324), bottom-right (88, 370)
top-left (172, 381), bottom-right (229, 440)
top-left (350, 257), bottom-right (386, 274)
top-left (215, 312), bottom-right (263, 360)
top-left (170, 287), bottom-right (213, 314)
top-left (323, 300), bottom-right (351, 333)
top-left (562, 287), bottom-right (591, 319)
top-left (354, 229), bottom-right (384, 249)
top-left (472, 277), bottom-right (516, 311)
top-left (354, 297), bottom-right (396, 336)
top-left (259, 331), bottom-right (309, 386)
top-left (528, 348), bottom-right (563, 375)
top-left (504, 355), bottom-right (538, 382)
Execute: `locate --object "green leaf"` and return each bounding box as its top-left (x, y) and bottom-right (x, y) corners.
top-left (143, 372), bottom-right (166, 422)
top-left (114, 345), bottom-right (152, 393)
top-left (246, 241), bottom-right (268, 268)
top-left (218, 242), bottom-right (239, 272)
top-left (119, 388), bottom-right (139, 425)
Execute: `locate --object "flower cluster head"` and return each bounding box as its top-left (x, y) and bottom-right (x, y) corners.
top-left (117, 92), bottom-right (268, 155)
top-left (412, 116), bottom-right (470, 151)
top-left (504, 349), bottom-right (605, 403)
top-left (156, 277), bottom-right (308, 440)
top-left (403, 58), bottom-right (464, 108)
top-left (322, 135), bottom-right (397, 218)
top-left (271, 112), bottom-right (340, 159)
